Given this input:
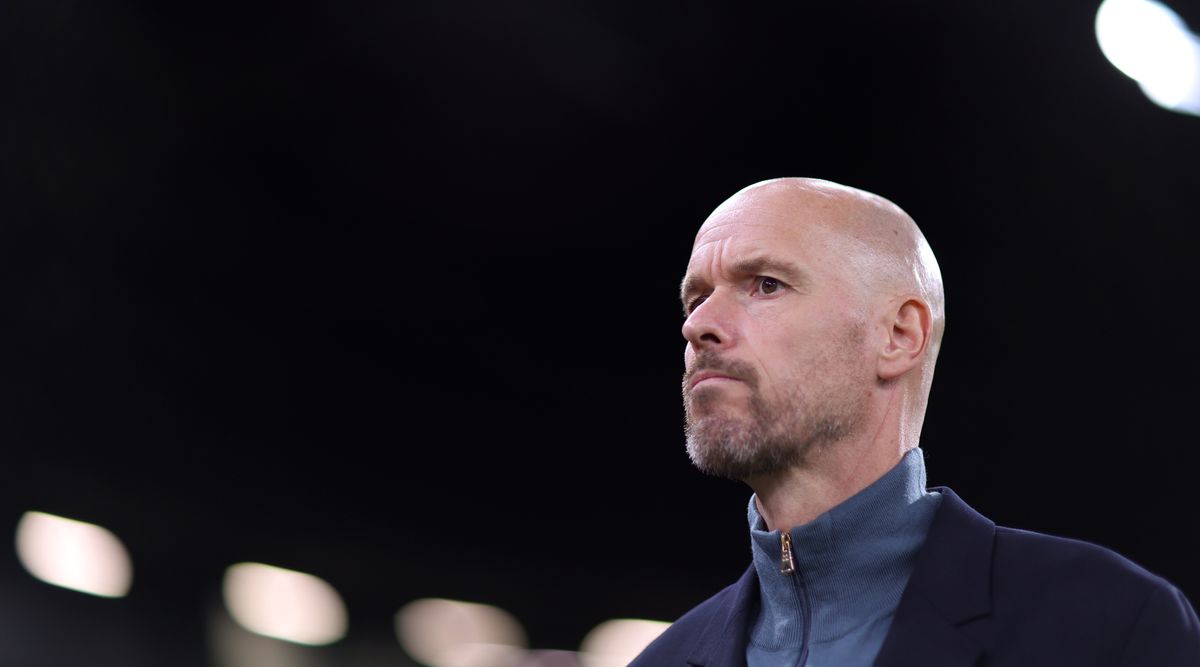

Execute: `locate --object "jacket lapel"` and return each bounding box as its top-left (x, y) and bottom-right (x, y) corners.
top-left (686, 565), bottom-right (757, 667)
top-left (873, 595), bottom-right (983, 667)
top-left (874, 487), bottom-right (993, 667)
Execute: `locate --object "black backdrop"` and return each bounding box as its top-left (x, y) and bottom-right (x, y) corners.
top-left (2, 0), bottom-right (1199, 663)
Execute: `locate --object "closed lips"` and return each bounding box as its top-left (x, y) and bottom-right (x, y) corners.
top-left (690, 371), bottom-right (740, 389)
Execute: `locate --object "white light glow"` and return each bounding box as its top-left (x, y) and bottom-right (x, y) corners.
top-left (209, 606), bottom-right (323, 667)
top-left (579, 619), bottom-right (670, 667)
top-left (222, 562), bottom-right (348, 646)
top-left (15, 511), bottom-right (133, 598)
top-left (1096, 0), bottom-right (1200, 113)
top-left (396, 598), bottom-right (528, 667)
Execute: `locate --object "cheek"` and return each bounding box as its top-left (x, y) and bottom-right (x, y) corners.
top-left (746, 323), bottom-right (812, 389)
top-left (757, 316), bottom-right (867, 387)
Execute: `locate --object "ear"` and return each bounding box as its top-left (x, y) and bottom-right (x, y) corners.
top-left (877, 298), bottom-right (932, 381)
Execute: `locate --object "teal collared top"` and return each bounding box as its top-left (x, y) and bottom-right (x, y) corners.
top-left (746, 448), bottom-right (943, 666)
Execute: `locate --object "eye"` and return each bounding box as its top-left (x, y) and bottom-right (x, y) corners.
top-left (686, 295), bottom-right (708, 315)
top-left (755, 276), bottom-right (783, 295)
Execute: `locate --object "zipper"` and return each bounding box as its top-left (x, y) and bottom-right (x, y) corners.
top-left (780, 532), bottom-right (796, 574)
top-left (780, 532), bottom-right (811, 666)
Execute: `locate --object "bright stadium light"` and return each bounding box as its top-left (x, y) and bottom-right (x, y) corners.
top-left (209, 605), bottom-right (320, 667)
top-left (579, 619), bottom-right (670, 667)
top-left (1096, 0), bottom-right (1200, 114)
top-left (396, 598), bottom-right (528, 667)
top-left (15, 511), bottom-right (134, 598)
top-left (222, 562), bottom-right (348, 646)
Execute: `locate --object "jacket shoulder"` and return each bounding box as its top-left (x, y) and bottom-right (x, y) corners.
top-left (981, 523), bottom-right (1200, 663)
top-left (885, 488), bottom-right (1200, 665)
top-left (992, 525), bottom-right (1171, 601)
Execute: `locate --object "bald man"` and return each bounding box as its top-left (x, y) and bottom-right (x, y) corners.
top-left (631, 179), bottom-right (1200, 666)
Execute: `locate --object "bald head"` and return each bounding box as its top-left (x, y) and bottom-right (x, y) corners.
top-left (681, 177), bottom-right (945, 475)
top-left (704, 177), bottom-right (945, 367)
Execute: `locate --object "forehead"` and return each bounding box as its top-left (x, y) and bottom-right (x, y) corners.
top-left (687, 199), bottom-right (834, 272)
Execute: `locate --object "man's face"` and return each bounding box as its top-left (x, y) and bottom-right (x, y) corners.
top-left (680, 192), bottom-right (875, 480)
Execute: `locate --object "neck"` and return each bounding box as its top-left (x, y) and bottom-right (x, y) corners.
top-left (747, 392), bottom-right (916, 531)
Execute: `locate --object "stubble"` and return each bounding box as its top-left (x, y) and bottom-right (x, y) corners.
top-left (682, 337), bottom-right (867, 480)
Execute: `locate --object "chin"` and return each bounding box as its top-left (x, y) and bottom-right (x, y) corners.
top-left (687, 390), bottom-right (749, 418)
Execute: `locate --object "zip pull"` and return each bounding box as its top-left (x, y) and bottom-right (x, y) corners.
top-left (780, 532), bottom-right (796, 575)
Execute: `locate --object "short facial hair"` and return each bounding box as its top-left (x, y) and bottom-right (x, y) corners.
top-left (682, 345), bottom-right (865, 480)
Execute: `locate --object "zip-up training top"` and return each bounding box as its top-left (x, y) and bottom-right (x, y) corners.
top-left (746, 447), bottom-right (943, 667)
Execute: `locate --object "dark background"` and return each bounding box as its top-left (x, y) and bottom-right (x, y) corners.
top-left (2, 0), bottom-right (1199, 663)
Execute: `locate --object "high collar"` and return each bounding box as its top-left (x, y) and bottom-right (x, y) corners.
top-left (746, 448), bottom-right (942, 647)
top-left (678, 487), bottom-right (993, 667)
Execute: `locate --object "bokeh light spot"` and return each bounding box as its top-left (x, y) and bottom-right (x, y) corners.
top-left (579, 618), bottom-right (670, 667)
top-left (396, 597), bottom-right (528, 667)
top-left (1096, 0), bottom-right (1200, 114)
top-left (222, 562), bottom-right (348, 646)
top-left (15, 511), bottom-right (133, 598)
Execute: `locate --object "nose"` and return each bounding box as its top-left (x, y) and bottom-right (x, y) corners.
top-left (681, 289), bottom-right (735, 352)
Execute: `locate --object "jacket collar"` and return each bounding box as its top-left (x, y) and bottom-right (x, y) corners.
top-left (872, 486), bottom-right (993, 667)
top-left (746, 447), bottom-right (939, 648)
top-left (684, 486), bottom-right (994, 667)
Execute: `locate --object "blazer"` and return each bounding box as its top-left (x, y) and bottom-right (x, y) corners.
top-left (630, 487), bottom-right (1200, 666)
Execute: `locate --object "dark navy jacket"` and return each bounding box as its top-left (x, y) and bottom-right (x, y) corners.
top-left (630, 488), bottom-right (1200, 666)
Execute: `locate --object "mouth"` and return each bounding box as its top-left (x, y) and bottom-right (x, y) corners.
top-left (688, 370), bottom-right (742, 390)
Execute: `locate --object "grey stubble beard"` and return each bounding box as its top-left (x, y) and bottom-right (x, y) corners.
top-left (682, 355), bottom-right (863, 481)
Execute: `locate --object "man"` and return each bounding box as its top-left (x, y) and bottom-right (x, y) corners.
top-left (631, 178), bottom-right (1200, 666)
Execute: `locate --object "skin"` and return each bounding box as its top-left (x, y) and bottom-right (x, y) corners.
top-left (680, 177), bottom-right (945, 532)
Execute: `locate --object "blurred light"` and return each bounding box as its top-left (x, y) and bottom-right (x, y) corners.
top-left (519, 650), bottom-right (582, 667)
top-left (15, 511), bottom-right (133, 598)
top-left (579, 619), bottom-right (670, 667)
top-left (1096, 0), bottom-right (1200, 114)
top-left (396, 598), bottom-right (528, 667)
top-left (222, 562), bottom-right (348, 646)
top-left (209, 605), bottom-right (324, 667)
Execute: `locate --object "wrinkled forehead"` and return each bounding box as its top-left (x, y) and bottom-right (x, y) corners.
top-left (688, 196), bottom-right (844, 271)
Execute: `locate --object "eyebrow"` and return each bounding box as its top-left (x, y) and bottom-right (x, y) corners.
top-left (679, 256), bottom-right (809, 308)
